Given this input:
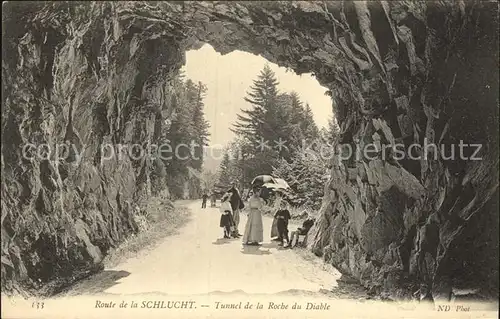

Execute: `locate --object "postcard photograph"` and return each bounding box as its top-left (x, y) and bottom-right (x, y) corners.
top-left (1, 1), bottom-right (499, 318)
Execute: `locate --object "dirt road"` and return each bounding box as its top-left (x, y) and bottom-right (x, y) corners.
top-left (80, 200), bottom-right (341, 296)
top-left (5, 201), bottom-right (497, 319)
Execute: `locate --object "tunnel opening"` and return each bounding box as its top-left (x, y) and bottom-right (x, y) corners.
top-left (181, 43), bottom-right (334, 147)
top-left (172, 42), bottom-right (336, 203)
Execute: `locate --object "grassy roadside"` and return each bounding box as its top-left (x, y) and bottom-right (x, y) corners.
top-left (48, 194), bottom-right (192, 297)
top-left (102, 196), bottom-right (192, 269)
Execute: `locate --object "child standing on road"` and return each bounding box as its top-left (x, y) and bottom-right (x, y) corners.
top-left (274, 208), bottom-right (291, 246)
top-left (219, 193), bottom-right (234, 239)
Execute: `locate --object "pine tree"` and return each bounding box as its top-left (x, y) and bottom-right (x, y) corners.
top-left (162, 75), bottom-right (211, 198)
top-left (327, 115), bottom-right (340, 145)
top-left (233, 65), bottom-right (279, 139)
top-left (232, 64), bottom-right (283, 168)
top-left (281, 91), bottom-right (307, 155)
top-left (217, 152), bottom-right (232, 186)
top-left (302, 103), bottom-right (319, 142)
top-left (273, 146), bottom-right (329, 210)
top-left (230, 65), bottom-right (326, 194)
top-left (166, 82), bottom-right (191, 176)
top-left (191, 81), bottom-right (210, 170)
top-left (288, 91), bottom-right (305, 124)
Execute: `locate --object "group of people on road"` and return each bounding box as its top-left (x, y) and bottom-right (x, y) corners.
top-left (204, 181), bottom-right (315, 248)
top-left (218, 182), bottom-right (266, 245)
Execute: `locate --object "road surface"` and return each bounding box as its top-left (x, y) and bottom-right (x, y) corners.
top-left (5, 201), bottom-right (497, 319)
top-left (70, 200), bottom-right (342, 296)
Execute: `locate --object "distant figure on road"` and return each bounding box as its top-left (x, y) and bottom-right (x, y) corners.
top-left (219, 193), bottom-right (234, 239)
top-left (285, 216), bottom-right (315, 249)
top-left (227, 182), bottom-right (244, 237)
top-left (242, 186), bottom-right (264, 245)
top-left (201, 193), bottom-right (208, 208)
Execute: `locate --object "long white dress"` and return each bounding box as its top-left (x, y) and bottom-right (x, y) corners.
top-left (242, 196), bottom-right (264, 243)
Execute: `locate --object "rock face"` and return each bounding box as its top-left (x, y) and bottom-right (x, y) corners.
top-left (2, 1), bottom-right (498, 299)
top-left (2, 2), bottom-right (184, 294)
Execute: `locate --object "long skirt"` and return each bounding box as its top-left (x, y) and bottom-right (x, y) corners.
top-left (270, 218), bottom-right (278, 238)
top-left (242, 208), bottom-right (264, 243)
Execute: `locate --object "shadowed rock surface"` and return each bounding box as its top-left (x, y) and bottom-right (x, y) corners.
top-left (1, 1), bottom-right (498, 300)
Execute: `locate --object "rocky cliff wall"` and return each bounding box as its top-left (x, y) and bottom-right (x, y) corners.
top-left (1, 2), bottom-right (184, 294)
top-left (304, 1), bottom-right (499, 301)
top-left (2, 1), bottom-right (498, 299)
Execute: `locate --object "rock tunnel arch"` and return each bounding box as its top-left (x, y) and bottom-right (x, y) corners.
top-left (1, 1), bottom-right (498, 300)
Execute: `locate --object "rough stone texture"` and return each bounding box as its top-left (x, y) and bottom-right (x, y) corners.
top-left (2, 1), bottom-right (498, 299)
top-left (1, 1), bottom-right (182, 294)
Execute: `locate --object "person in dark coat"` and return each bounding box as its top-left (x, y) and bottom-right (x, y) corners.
top-left (274, 208), bottom-right (291, 246)
top-left (201, 193), bottom-right (208, 208)
top-left (285, 217), bottom-right (315, 248)
top-left (227, 182), bottom-right (244, 237)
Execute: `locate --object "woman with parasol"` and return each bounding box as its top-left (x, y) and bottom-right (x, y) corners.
top-left (242, 185), bottom-right (265, 245)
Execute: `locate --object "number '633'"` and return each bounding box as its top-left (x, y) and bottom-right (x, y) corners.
top-left (32, 302), bottom-right (44, 309)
